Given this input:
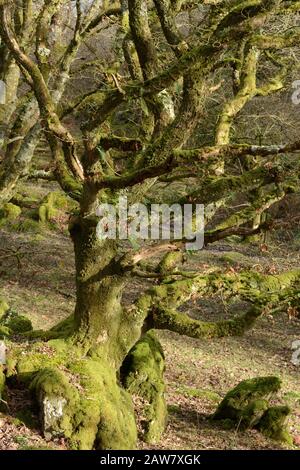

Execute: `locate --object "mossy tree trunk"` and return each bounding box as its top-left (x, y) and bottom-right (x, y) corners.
top-left (5, 214), bottom-right (165, 450)
top-left (69, 213), bottom-right (150, 365)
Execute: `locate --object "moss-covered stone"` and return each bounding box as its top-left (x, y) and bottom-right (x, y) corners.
top-left (0, 326), bottom-right (10, 338)
top-left (30, 367), bottom-right (78, 441)
top-left (240, 399), bottom-right (269, 429)
top-left (121, 331), bottom-right (167, 444)
top-left (0, 310), bottom-right (33, 334)
top-left (212, 376), bottom-right (292, 444)
top-left (255, 405), bottom-right (292, 444)
top-left (212, 376), bottom-right (281, 425)
top-left (0, 203), bottom-right (21, 223)
top-left (11, 219), bottom-right (41, 233)
top-left (9, 335), bottom-right (137, 449)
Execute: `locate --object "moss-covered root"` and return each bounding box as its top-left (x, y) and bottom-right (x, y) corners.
top-left (255, 406), bottom-right (292, 445)
top-left (30, 358), bottom-right (137, 450)
top-left (212, 376), bottom-right (281, 427)
top-left (121, 331), bottom-right (167, 444)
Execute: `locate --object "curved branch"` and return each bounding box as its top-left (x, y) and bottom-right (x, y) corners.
top-left (153, 304), bottom-right (263, 338)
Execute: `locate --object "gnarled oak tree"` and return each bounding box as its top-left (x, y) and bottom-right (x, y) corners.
top-left (0, 0), bottom-right (300, 449)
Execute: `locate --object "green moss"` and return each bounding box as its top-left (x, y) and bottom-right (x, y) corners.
top-left (16, 345), bottom-right (137, 450)
top-left (121, 331), bottom-right (167, 444)
top-left (168, 404), bottom-right (181, 413)
top-left (6, 340), bottom-right (70, 380)
top-left (49, 315), bottom-right (75, 338)
top-left (15, 408), bottom-right (39, 429)
top-left (0, 325), bottom-right (10, 338)
top-left (154, 304), bottom-right (262, 339)
top-left (157, 252), bottom-right (184, 275)
top-left (31, 366), bottom-right (78, 439)
top-left (212, 376), bottom-right (292, 444)
top-left (0, 203), bottom-right (21, 224)
top-left (95, 379), bottom-right (137, 450)
top-left (0, 296), bottom-right (9, 318)
top-left (0, 310), bottom-right (33, 333)
top-left (219, 252), bottom-right (248, 266)
top-left (38, 191), bottom-right (76, 223)
top-left (213, 376), bottom-right (281, 423)
top-left (177, 385), bottom-right (221, 403)
top-left (256, 406), bottom-right (292, 444)
top-left (0, 367), bottom-right (5, 403)
top-left (0, 310), bottom-right (33, 334)
top-left (23, 317), bottom-right (75, 343)
top-left (240, 399), bottom-right (269, 429)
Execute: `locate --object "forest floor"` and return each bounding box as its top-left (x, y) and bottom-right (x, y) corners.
top-left (0, 185), bottom-right (300, 450)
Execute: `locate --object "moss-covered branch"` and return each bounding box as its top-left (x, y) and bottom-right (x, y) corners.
top-left (153, 304), bottom-right (263, 339)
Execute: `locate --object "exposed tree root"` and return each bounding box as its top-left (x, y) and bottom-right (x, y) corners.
top-left (4, 337), bottom-right (137, 450)
top-left (121, 331), bottom-right (167, 444)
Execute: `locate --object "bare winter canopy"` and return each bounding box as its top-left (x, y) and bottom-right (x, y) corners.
top-left (0, 0), bottom-right (300, 450)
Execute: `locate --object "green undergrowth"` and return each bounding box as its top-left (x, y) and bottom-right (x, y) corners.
top-left (175, 384), bottom-right (221, 403)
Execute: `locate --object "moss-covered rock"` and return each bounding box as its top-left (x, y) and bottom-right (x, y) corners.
top-left (212, 376), bottom-right (281, 425)
top-left (212, 376), bottom-right (292, 444)
top-left (121, 331), bottom-right (167, 444)
top-left (29, 356), bottom-right (137, 450)
top-left (0, 310), bottom-right (33, 334)
top-left (255, 405), bottom-right (292, 444)
top-left (30, 367), bottom-right (77, 441)
top-left (240, 399), bottom-right (269, 429)
top-left (0, 203), bottom-right (21, 223)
